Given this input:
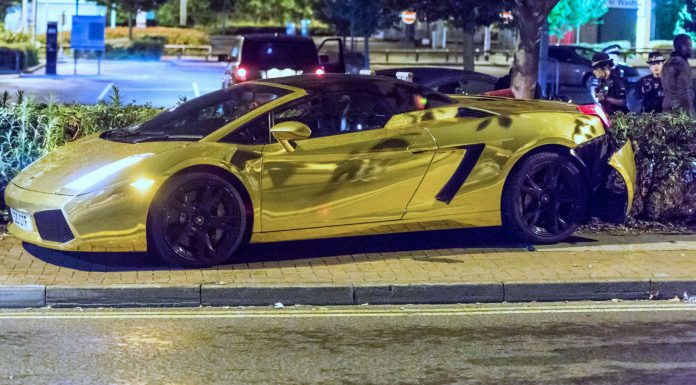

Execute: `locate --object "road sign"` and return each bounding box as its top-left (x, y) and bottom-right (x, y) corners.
top-left (70, 15), bottom-right (105, 51)
top-left (401, 11), bottom-right (416, 25)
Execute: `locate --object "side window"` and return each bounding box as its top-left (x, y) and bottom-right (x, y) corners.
top-left (221, 113), bottom-right (270, 144)
top-left (272, 93), bottom-right (393, 138)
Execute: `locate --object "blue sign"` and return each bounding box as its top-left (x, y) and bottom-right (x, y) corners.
top-left (286, 22), bottom-right (296, 35)
top-left (71, 16), bottom-right (106, 51)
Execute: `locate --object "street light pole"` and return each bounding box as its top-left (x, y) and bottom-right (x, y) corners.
top-left (21, 0), bottom-right (28, 31)
top-left (179, 0), bottom-right (187, 26)
top-left (636, 0), bottom-right (652, 50)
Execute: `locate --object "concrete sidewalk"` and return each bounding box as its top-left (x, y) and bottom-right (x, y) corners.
top-left (1, 227), bottom-right (696, 308)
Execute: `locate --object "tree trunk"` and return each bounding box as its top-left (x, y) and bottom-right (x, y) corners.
top-left (461, 12), bottom-right (476, 71)
top-left (128, 10), bottom-right (133, 40)
top-left (511, 0), bottom-right (560, 99)
top-left (363, 35), bottom-right (370, 69)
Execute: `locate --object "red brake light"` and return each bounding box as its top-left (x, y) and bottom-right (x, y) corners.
top-left (577, 104), bottom-right (611, 128)
top-left (235, 67), bottom-right (248, 82)
top-left (315, 68), bottom-right (325, 75)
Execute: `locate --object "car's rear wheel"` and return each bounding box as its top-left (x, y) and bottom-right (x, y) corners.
top-left (502, 152), bottom-right (588, 244)
top-left (149, 172), bottom-right (247, 268)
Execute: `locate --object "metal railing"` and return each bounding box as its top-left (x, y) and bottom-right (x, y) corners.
top-left (163, 44), bottom-right (213, 60)
top-left (369, 48), bottom-right (514, 65)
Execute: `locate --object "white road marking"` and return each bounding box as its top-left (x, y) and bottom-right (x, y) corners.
top-left (0, 303), bottom-right (693, 320)
top-left (96, 82), bottom-right (115, 102)
top-left (192, 82), bottom-right (200, 97)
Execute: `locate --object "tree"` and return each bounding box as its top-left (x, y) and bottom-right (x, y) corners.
top-left (512, 0), bottom-right (560, 99)
top-left (655, 0), bottom-right (684, 40)
top-left (98, 0), bottom-right (168, 39)
top-left (320, 0), bottom-right (401, 69)
top-left (0, 1), bottom-right (20, 23)
top-left (395, 0), bottom-right (513, 71)
top-left (546, 0), bottom-right (607, 42)
top-left (675, 0), bottom-right (696, 41)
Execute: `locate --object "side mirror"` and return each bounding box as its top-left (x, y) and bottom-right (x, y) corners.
top-left (319, 54), bottom-right (330, 65)
top-left (270, 121), bottom-right (311, 152)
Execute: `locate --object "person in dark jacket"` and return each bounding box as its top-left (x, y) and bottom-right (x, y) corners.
top-left (591, 53), bottom-right (629, 115)
top-left (635, 51), bottom-right (665, 113)
top-left (661, 34), bottom-right (695, 115)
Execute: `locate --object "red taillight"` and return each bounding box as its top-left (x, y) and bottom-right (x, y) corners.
top-left (315, 68), bottom-right (325, 75)
top-left (577, 104), bottom-right (611, 128)
top-left (235, 67), bottom-right (248, 82)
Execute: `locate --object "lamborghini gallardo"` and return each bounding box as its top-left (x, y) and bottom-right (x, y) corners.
top-left (5, 74), bottom-right (635, 267)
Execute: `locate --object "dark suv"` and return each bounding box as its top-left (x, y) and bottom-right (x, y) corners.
top-left (222, 34), bottom-right (345, 88)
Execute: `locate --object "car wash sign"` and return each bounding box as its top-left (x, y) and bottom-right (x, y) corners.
top-left (71, 15), bottom-right (106, 51)
top-left (606, 0), bottom-right (638, 8)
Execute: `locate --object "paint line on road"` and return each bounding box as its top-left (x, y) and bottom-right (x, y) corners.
top-left (96, 82), bottom-right (115, 103)
top-left (192, 82), bottom-right (200, 97)
top-left (0, 303), bottom-right (694, 320)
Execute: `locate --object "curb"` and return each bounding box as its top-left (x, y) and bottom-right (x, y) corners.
top-left (22, 62), bottom-right (45, 74)
top-left (1, 279), bottom-right (693, 308)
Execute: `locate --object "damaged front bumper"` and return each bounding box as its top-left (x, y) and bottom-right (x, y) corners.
top-left (573, 136), bottom-right (636, 224)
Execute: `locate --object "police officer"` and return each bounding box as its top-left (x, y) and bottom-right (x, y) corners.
top-left (591, 52), bottom-right (629, 115)
top-left (635, 52), bottom-right (666, 113)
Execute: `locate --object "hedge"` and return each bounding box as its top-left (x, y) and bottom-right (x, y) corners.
top-left (0, 91), bottom-right (160, 203)
top-left (612, 112), bottom-right (696, 224)
top-left (0, 97), bottom-right (694, 226)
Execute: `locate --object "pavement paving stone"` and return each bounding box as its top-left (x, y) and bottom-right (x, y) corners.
top-left (0, 231), bottom-right (696, 290)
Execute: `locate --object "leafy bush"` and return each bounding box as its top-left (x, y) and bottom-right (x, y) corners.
top-left (1, 42), bottom-right (40, 68)
top-left (612, 112), bottom-right (696, 224)
top-left (0, 91), bottom-right (160, 207)
top-left (105, 27), bottom-right (209, 45)
top-left (105, 36), bottom-right (165, 60)
top-left (0, 25), bottom-right (39, 69)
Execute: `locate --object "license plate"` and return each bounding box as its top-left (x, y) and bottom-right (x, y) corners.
top-left (10, 208), bottom-right (33, 232)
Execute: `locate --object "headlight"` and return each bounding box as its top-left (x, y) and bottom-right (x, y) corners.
top-left (62, 153), bottom-right (154, 194)
top-left (130, 178), bottom-right (155, 192)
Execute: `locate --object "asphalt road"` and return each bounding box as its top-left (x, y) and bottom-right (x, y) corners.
top-left (1, 302), bottom-right (695, 384)
top-left (0, 58), bottom-right (604, 107)
top-left (0, 59), bottom-right (226, 107)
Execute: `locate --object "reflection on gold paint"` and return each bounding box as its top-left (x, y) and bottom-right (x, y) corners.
top-left (5, 85), bottom-right (634, 252)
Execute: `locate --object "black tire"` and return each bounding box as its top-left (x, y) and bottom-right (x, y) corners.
top-left (502, 152), bottom-right (589, 244)
top-left (148, 172), bottom-right (248, 268)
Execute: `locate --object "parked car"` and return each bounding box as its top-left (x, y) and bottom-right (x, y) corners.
top-left (547, 45), bottom-right (640, 87)
top-left (221, 34), bottom-right (345, 88)
top-left (6, 74), bottom-right (635, 267)
top-left (375, 67), bottom-right (497, 95)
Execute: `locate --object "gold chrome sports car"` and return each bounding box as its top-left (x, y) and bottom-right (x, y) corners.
top-left (5, 74), bottom-right (635, 267)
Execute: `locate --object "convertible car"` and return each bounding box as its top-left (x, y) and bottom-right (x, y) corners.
top-left (5, 74), bottom-right (635, 267)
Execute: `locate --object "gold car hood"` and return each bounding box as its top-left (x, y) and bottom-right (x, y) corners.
top-left (12, 135), bottom-right (186, 195)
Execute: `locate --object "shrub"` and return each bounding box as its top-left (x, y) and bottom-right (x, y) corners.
top-left (0, 91), bottom-right (160, 208)
top-left (105, 27), bottom-right (209, 45)
top-left (612, 111), bottom-right (696, 224)
top-left (105, 36), bottom-right (165, 60)
top-left (1, 42), bottom-right (40, 68)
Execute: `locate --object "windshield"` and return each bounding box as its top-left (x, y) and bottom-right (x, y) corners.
top-left (106, 83), bottom-right (290, 142)
top-left (241, 39), bottom-right (318, 68)
top-left (573, 47), bottom-right (598, 61)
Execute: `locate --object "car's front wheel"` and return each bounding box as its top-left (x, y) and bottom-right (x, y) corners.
top-left (149, 172), bottom-right (248, 267)
top-left (502, 152), bottom-right (589, 244)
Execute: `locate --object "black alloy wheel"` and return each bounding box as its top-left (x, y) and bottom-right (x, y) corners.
top-left (149, 172), bottom-right (247, 267)
top-left (502, 152), bottom-right (588, 244)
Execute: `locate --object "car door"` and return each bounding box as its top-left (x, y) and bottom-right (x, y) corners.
top-left (317, 38), bottom-right (345, 74)
top-left (260, 91), bottom-right (436, 232)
